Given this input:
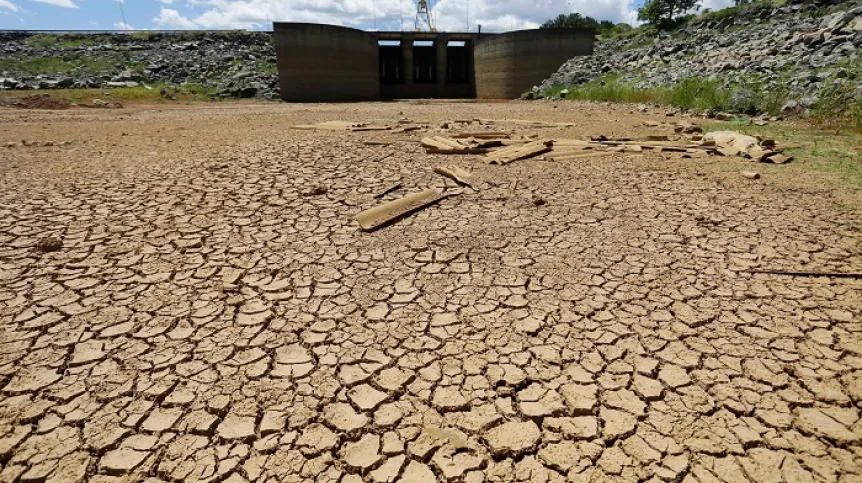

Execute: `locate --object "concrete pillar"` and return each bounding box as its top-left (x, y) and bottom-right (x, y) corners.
top-left (436, 34), bottom-right (449, 89)
top-left (401, 34), bottom-right (414, 85)
top-left (466, 39), bottom-right (476, 97)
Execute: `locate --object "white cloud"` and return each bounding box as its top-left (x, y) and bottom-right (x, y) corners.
top-left (31, 0), bottom-right (78, 8)
top-left (182, 0), bottom-right (640, 32)
top-left (115, 21), bottom-right (134, 29)
top-left (0, 0), bottom-right (19, 11)
top-left (160, 0), bottom-right (174, 4)
top-left (701, 0), bottom-right (735, 11)
top-left (154, 7), bottom-right (198, 28)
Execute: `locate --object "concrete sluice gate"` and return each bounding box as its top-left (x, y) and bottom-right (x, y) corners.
top-left (273, 23), bottom-right (595, 101)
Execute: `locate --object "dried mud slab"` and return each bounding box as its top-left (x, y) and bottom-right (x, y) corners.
top-left (355, 188), bottom-right (451, 230)
top-left (433, 166), bottom-right (475, 187)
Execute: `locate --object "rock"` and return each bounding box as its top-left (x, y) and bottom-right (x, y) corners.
top-left (781, 100), bottom-right (800, 113)
top-left (484, 421), bottom-right (540, 457)
top-left (0, 31), bottom-right (280, 99)
top-left (800, 96), bottom-right (818, 108)
top-left (535, 1), bottom-right (862, 115)
top-left (34, 236), bottom-right (62, 253)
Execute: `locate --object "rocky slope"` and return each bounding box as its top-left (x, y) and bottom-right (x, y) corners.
top-left (0, 31), bottom-right (279, 99)
top-left (539, 0), bottom-right (862, 114)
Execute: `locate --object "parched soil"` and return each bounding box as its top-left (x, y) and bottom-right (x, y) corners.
top-left (0, 101), bottom-right (861, 483)
top-left (0, 94), bottom-right (73, 110)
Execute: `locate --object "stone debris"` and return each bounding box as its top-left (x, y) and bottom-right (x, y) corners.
top-left (0, 101), bottom-right (859, 483)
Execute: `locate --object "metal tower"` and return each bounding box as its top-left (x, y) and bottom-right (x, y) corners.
top-left (415, 0), bottom-right (436, 32)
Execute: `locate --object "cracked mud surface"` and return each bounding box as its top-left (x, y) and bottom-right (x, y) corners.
top-left (1, 101), bottom-right (861, 483)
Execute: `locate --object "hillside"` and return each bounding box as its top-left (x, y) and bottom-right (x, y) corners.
top-left (537, 0), bottom-right (862, 121)
top-left (0, 31), bottom-right (278, 99)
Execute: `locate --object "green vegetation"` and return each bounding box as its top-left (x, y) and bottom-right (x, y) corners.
top-left (638, 0), bottom-right (701, 29)
top-left (541, 13), bottom-right (632, 36)
top-left (811, 80), bottom-right (862, 132)
top-left (544, 76), bottom-right (743, 112)
top-left (0, 54), bottom-right (124, 76)
top-left (542, 74), bottom-right (862, 132)
top-left (544, 75), bottom-right (660, 104)
top-left (129, 32), bottom-right (157, 41)
top-left (25, 34), bottom-right (104, 49)
top-left (256, 60), bottom-right (278, 74)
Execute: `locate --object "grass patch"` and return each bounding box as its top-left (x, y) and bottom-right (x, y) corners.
top-left (129, 32), bottom-right (157, 42)
top-left (0, 54), bottom-right (122, 76)
top-left (702, 121), bottom-right (862, 191)
top-left (545, 75), bottom-right (668, 104)
top-left (543, 76), bottom-right (799, 117)
top-left (256, 61), bottom-right (277, 74)
top-left (545, 76), bottom-right (738, 112)
top-left (24, 34), bottom-right (107, 49)
top-left (667, 78), bottom-right (731, 112)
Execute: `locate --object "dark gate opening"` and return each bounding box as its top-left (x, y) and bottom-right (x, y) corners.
top-left (379, 43), bottom-right (402, 84)
top-left (447, 42), bottom-right (469, 84)
top-left (413, 44), bottom-right (436, 83)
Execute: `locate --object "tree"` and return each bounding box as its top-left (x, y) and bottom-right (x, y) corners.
top-left (638, 0), bottom-right (701, 28)
top-left (541, 13), bottom-right (595, 29)
top-left (541, 13), bottom-right (631, 36)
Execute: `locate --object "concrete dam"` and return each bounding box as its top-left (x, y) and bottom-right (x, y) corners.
top-left (273, 23), bottom-right (595, 101)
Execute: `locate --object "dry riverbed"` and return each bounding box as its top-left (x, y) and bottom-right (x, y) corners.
top-left (1, 100), bottom-right (861, 483)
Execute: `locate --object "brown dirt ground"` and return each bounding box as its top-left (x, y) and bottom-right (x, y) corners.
top-left (0, 101), bottom-right (860, 483)
top-left (0, 94), bottom-right (73, 110)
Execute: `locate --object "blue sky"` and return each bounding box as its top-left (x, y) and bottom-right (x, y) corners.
top-left (0, 0), bottom-right (734, 32)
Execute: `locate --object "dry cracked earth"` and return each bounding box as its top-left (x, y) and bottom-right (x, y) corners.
top-left (0, 101), bottom-right (861, 483)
